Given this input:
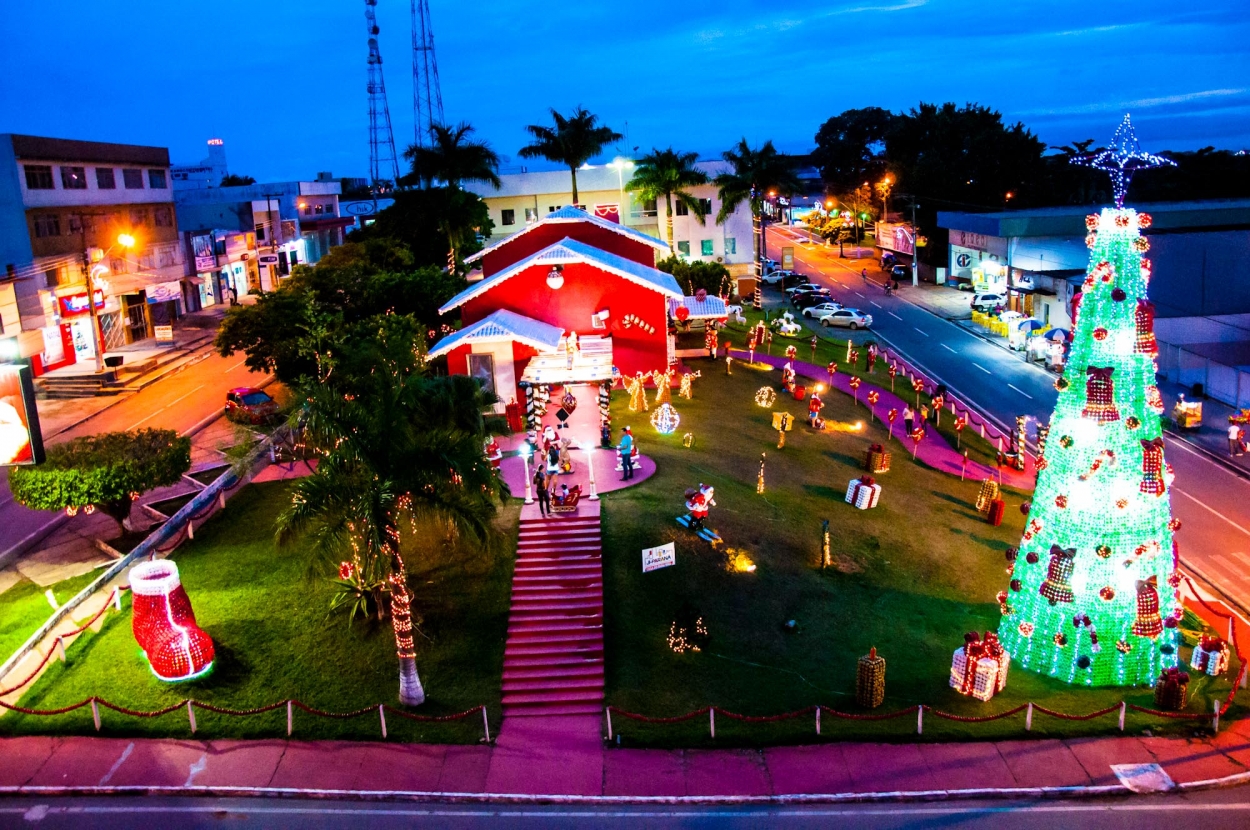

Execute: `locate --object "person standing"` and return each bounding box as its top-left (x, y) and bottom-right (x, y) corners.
top-left (903, 404), bottom-right (915, 436)
top-left (861, 268), bottom-right (867, 282)
top-left (534, 466), bottom-right (550, 517)
top-left (618, 426), bottom-right (634, 481)
top-left (919, 403), bottom-right (931, 425)
top-left (1233, 423), bottom-right (1247, 457)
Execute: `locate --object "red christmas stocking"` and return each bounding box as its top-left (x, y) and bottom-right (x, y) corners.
top-left (130, 560), bottom-right (215, 681)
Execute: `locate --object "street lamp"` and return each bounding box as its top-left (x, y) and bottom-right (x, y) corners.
top-left (581, 438), bottom-right (599, 500)
top-left (519, 443), bottom-right (535, 504)
top-left (608, 158), bottom-right (634, 217)
top-left (876, 176), bottom-right (893, 223)
top-left (81, 231), bottom-right (135, 374)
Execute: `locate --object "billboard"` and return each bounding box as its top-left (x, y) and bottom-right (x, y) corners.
top-left (191, 234), bottom-right (217, 271)
top-left (58, 289), bottom-right (105, 317)
top-left (0, 365), bottom-right (45, 466)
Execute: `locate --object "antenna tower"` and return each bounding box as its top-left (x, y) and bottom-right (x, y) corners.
top-left (364, 0), bottom-right (400, 186)
top-left (410, 0), bottom-right (445, 147)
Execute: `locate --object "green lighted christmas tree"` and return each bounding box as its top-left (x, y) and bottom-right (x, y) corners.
top-left (998, 116), bottom-right (1180, 687)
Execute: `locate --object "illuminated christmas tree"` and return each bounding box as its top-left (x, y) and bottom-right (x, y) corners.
top-left (998, 116), bottom-right (1181, 687)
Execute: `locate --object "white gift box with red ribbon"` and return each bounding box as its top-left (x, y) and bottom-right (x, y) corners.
top-left (845, 477), bottom-right (881, 510)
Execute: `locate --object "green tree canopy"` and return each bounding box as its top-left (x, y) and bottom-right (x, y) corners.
top-left (655, 256), bottom-right (732, 298)
top-left (350, 187), bottom-right (493, 271)
top-left (627, 148), bottom-right (710, 252)
top-left (714, 139), bottom-right (800, 276)
top-left (518, 106), bottom-right (622, 205)
top-left (403, 121), bottom-right (501, 192)
top-left (219, 174), bottom-right (256, 187)
top-left (10, 429), bottom-right (191, 532)
top-left (812, 107), bottom-right (894, 194)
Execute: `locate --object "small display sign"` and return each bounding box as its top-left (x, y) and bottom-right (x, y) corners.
top-left (782, 246), bottom-right (794, 270)
top-left (641, 542), bottom-right (676, 573)
top-left (154, 325), bottom-right (174, 343)
top-left (0, 365), bottom-right (45, 466)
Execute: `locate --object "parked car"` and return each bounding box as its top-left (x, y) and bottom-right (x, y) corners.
top-left (762, 258), bottom-right (779, 272)
top-left (225, 387), bottom-right (279, 424)
top-left (790, 290), bottom-right (832, 309)
top-left (819, 308), bottom-right (873, 330)
top-left (760, 269), bottom-right (802, 285)
top-left (890, 264), bottom-right (910, 282)
top-left (784, 282), bottom-right (824, 295)
top-left (971, 292), bottom-right (1007, 312)
top-left (802, 301), bottom-right (844, 319)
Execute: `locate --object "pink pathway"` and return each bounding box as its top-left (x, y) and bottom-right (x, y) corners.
top-left (736, 351), bottom-right (1035, 491)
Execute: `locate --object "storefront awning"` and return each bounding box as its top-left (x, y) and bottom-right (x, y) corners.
top-left (520, 334), bottom-right (615, 385)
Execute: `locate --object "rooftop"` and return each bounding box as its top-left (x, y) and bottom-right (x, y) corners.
top-left (939, 198), bottom-right (1250, 238)
top-left (464, 160), bottom-right (731, 200)
top-left (4, 133), bottom-right (169, 166)
top-left (465, 205), bottom-right (670, 264)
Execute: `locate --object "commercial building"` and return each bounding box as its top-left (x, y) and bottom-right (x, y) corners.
top-left (0, 134), bottom-right (190, 373)
top-left (464, 161), bottom-right (755, 278)
top-left (175, 180), bottom-right (351, 296)
top-left (938, 199), bottom-right (1250, 332)
top-left (171, 138), bottom-right (229, 190)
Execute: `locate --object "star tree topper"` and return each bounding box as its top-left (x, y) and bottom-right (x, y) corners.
top-left (1072, 115), bottom-right (1175, 207)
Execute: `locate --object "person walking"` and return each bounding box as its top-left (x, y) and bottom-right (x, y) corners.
top-left (618, 426), bottom-right (634, 481)
top-left (903, 404), bottom-right (915, 436)
top-left (861, 268), bottom-right (868, 282)
top-left (533, 466), bottom-right (550, 517)
top-left (920, 403), bottom-right (931, 425)
top-left (1233, 423), bottom-right (1246, 457)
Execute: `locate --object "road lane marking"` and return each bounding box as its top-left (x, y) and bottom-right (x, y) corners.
top-left (1008, 383), bottom-right (1034, 399)
top-left (914, 327), bottom-right (929, 337)
top-left (973, 363), bottom-right (991, 374)
top-left (942, 344), bottom-right (957, 354)
top-left (1172, 486), bottom-right (1250, 538)
top-left (852, 291), bottom-right (864, 298)
top-left (227, 358), bottom-right (248, 372)
top-left (870, 301), bottom-right (881, 308)
top-left (127, 384), bottom-right (206, 431)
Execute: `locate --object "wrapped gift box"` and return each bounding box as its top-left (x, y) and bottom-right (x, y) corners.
top-left (864, 443), bottom-right (891, 473)
top-left (1191, 636), bottom-right (1230, 676)
top-left (856, 647), bottom-right (887, 709)
top-left (949, 632), bottom-right (1010, 702)
top-left (1154, 667), bottom-right (1190, 711)
top-left (845, 476), bottom-right (881, 510)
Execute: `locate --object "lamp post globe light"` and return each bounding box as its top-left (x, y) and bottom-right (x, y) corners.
top-left (581, 438), bottom-right (599, 501)
top-left (520, 443), bottom-right (535, 504)
top-left (81, 232), bottom-right (135, 374)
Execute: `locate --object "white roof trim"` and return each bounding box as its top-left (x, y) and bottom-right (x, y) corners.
top-left (464, 205), bottom-right (669, 264)
top-left (440, 237), bottom-right (683, 315)
top-left (427, 309), bottom-right (564, 359)
top-left (670, 294), bottom-right (729, 320)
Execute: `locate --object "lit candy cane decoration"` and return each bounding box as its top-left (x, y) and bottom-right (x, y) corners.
top-left (1077, 449), bottom-right (1117, 481)
top-left (912, 377), bottom-right (925, 410)
top-left (887, 407), bottom-right (897, 441)
top-left (848, 375), bottom-right (861, 405)
top-left (888, 364), bottom-right (897, 392)
top-left (1073, 613), bottom-right (1101, 653)
top-left (866, 390), bottom-right (879, 422)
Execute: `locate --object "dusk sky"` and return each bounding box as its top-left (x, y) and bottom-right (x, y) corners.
top-left (2, 0), bottom-right (1247, 182)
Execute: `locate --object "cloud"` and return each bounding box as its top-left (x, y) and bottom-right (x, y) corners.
top-left (1022, 88), bottom-right (1248, 117)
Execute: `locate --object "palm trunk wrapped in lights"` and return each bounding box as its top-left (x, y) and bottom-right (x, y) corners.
top-left (390, 563), bottom-right (426, 706)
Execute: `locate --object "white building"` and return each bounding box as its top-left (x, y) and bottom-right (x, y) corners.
top-left (171, 138), bottom-right (230, 190)
top-left (465, 160), bottom-right (756, 278)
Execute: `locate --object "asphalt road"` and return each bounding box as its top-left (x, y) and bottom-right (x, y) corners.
top-left (767, 225), bottom-right (1250, 617)
top-left (0, 349), bottom-right (271, 560)
top-left (3, 794), bottom-right (1250, 828)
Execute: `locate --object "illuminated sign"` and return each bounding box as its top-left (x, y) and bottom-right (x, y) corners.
top-left (0, 365), bottom-right (45, 466)
top-left (58, 290), bottom-right (105, 317)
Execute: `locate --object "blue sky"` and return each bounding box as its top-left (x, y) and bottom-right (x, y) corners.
top-left (1, 0), bottom-right (1246, 181)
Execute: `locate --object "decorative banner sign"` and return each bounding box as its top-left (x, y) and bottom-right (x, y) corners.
top-left (154, 325), bottom-right (174, 343)
top-left (642, 542), bottom-right (676, 573)
top-left (593, 203), bottom-right (620, 224)
top-left (58, 290), bottom-right (105, 317)
top-left (146, 280), bottom-right (183, 304)
top-left (191, 233), bottom-right (217, 271)
top-left (782, 246), bottom-right (795, 271)
top-left (0, 364), bottom-right (45, 466)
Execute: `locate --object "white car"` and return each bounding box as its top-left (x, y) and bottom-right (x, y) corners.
top-left (819, 308), bottom-right (873, 330)
top-left (784, 283), bottom-right (823, 295)
top-left (971, 292), bottom-right (1007, 312)
top-left (760, 269), bottom-right (801, 285)
top-left (802, 301), bottom-right (843, 319)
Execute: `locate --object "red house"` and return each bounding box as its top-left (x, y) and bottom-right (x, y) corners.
top-left (431, 208), bottom-right (681, 432)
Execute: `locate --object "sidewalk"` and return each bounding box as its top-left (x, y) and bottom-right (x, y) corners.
top-left (1, 721), bottom-right (1247, 800)
top-left (1157, 379), bottom-right (1250, 478)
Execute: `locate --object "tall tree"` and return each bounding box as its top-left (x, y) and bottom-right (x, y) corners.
top-left (518, 106), bottom-right (622, 205)
top-left (626, 148), bottom-right (710, 252)
top-left (403, 121), bottom-right (502, 192)
top-left (350, 187), bottom-right (493, 270)
top-left (714, 139), bottom-right (801, 277)
top-left (812, 107), bottom-right (894, 194)
top-left (278, 322), bottom-right (507, 706)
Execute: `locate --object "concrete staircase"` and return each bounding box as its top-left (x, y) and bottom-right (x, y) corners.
top-left (502, 508), bottom-right (604, 717)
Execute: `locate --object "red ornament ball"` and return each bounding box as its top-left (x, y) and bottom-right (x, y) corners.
top-left (1116, 639), bottom-right (1132, 654)
top-left (1164, 616), bottom-right (1179, 629)
top-left (1010, 579), bottom-right (1022, 592)
top-left (1116, 498), bottom-right (1129, 509)
top-left (675, 306), bottom-right (690, 322)
top-left (1111, 288), bottom-right (1127, 302)
top-left (1085, 215), bottom-right (1099, 230)
top-left (1169, 518), bottom-right (1182, 531)
top-left (1020, 501), bottom-right (1032, 515)
top-left (1019, 622), bottom-right (1035, 637)
top-left (1114, 214), bottom-right (1131, 228)
top-left (1138, 213), bottom-right (1153, 228)
top-left (1099, 586), bottom-right (1116, 601)
top-left (1025, 551), bottom-right (1039, 565)
top-left (1055, 378), bottom-right (1070, 392)
top-left (1055, 494), bottom-right (1068, 508)
top-left (1096, 545), bottom-right (1113, 559)
top-left (1005, 547), bottom-right (1018, 562)
top-left (1125, 416), bottom-right (1141, 430)
top-left (1054, 632), bottom-right (1068, 647)
top-left (1093, 328), bottom-right (1108, 341)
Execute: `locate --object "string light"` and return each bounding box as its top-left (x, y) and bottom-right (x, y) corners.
top-left (755, 387), bottom-right (776, 407)
top-left (650, 403), bottom-right (680, 434)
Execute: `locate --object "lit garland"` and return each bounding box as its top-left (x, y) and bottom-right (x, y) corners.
top-left (755, 387), bottom-right (776, 407)
top-left (997, 199), bottom-right (1181, 687)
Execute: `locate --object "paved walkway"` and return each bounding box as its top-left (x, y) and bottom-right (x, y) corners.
top-left (737, 351), bottom-right (1035, 491)
top-left (1, 723), bottom-right (1247, 798)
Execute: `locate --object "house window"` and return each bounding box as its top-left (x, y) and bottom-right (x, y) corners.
top-left (548, 206), bottom-right (557, 213)
top-left (699, 198), bottom-right (712, 216)
top-left (148, 169), bottom-right (167, 189)
top-left (154, 206), bottom-right (173, 227)
top-left (701, 239), bottom-right (714, 257)
top-left (675, 201), bottom-right (689, 217)
top-left (44, 266), bottom-right (67, 288)
top-left (303, 204), bottom-right (312, 216)
top-left (138, 253), bottom-right (154, 270)
top-left (501, 209), bottom-right (515, 226)
top-left (677, 241), bottom-right (691, 257)
top-left (466, 353), bottom-right (495, 395)
top-left (96, 167), bottom-right (116, 189)
top-left (60, 166), bottom-right (87, 189)
top-left (725, 237), bottom-right (737, 255)
top-left (129, 207), bottom-right (149, 226)
top-left (314, 204), bottom-right (324, 214)
top-left (255, 223), bottom-right (266, 242)
top-left (24, 165), bottom-right (54, 189)
top-left (122, 168), bottom-right (145, 189)
top-left (524, 208), bottom-right (538, 223)
top-left (33, 214), bottom-right (61, 238)
top-left (67, 214), bottom-right (94, 234)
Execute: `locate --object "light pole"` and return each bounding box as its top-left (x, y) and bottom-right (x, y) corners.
top-left (609, 158), bottom-right (634, 219)
top-left (78, 227), bottom-right (135, 374)
top-left (876, 176), bottom-right (893, 225)
top-left (582, 439), bottom-right (599, 500)
top-left (520, 443), bottom-right (534, 504)
top-left (909, 196), bottom-right (919, 287)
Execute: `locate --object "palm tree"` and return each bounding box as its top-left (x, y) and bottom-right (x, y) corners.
top-left (403, 122), bottom-right (501, 270)
top-left (626, 148), bottom-right (710, 253)
top-left (404, 121), bottom-right (502, 191)
top-left (714, 139), bottom-right (801, 278)
top-left (518, 106), bottom-right (622, 206)
top-left (277, 323), bottom-right (506, 706)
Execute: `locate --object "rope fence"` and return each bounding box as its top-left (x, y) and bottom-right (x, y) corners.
top-left (0, 694), bottom-right (490, 742)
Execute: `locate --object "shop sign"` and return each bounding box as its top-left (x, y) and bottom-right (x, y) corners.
top-left (949, 230), bottom-right (1006, 254)
top-left (58, 290), bottom-right (105, 317)
top-left (0, 364), bottom-right (45, 466)
top-left (258, 254), bottom-right (279, 265)
top-left (191, 234), bottom-right (216, 271)
top-left (345, 201), bottom-right (375, 216)
top-left (154, 325), bottom-right (174, 343)
top-left (782, 246), bottom-right (794, 270)
top-left (146, 280), bottom-right (183, 304)
top-left (641, 542), bottom-right (676, 573)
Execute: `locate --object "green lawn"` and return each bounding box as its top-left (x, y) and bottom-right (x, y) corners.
top-left (0, 571), bottom-right (102, 663)
top-left (0, 481), bottom-right (515, 743)
top-left (601, 365), bottom-right (1243, 746)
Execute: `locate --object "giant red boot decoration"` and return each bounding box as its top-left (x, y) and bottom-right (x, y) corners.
top-left (130, 560), bottom-right (215, 681)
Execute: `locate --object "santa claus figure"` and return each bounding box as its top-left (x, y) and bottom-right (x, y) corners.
top-left (685, 483), bottom-right (716, 531)
top-left (484, 437), bottom-right (502, 470)
top-left (808, 392), bottom-right (824, 427)
top-left (781, 361), bottom-right (795, 391)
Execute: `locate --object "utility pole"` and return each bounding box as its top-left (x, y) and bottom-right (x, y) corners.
top-left (72, 210), bottom-right (112, 374)
top-left (910, 196), bottom-right (919, 287)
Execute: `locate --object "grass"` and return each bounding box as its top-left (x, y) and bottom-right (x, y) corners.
top-left (600, 365), bottom-right (1244, 747)
top-left (0, 481), bottom-right (516, 743)
top-left (0, 571), bottom-right (102, 662)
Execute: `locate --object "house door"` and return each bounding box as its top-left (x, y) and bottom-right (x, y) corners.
top-left (467, 353), bottom-right (496, 395)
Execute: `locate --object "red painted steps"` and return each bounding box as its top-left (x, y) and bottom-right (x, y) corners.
top-left (503, 510), bottom-right (606, 717)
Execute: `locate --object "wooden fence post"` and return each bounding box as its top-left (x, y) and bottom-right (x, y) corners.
top-left (286, 701), bottom-right (293, 736)
top-left (55, 636), bottom-right (66, 663)
top-left (91, 698), bottom-right (101, 732)
top-left (916, 705), bottom-right (924, 735)
top-left (709, 708), bottom-right (716, 739)
top-left (481, 705), bottom-right (491, 743)
top-left (1213, 699), bottom-right (1221, 734)
top-left (379, 704), bottom-right (388, 739)
top-left (605, 707), bottom-right (613, 742)
top-left (1118, 701), bottom-right (1126, 731)
top-left (1025, 702), bottom-right (1033, 731)
top-left (815, 706), bottom-right (821, 736)
top-left (113, 590), bottom-right (122, 611)
top-left (187, 701), bottom-right (197, 735)
top-left (186, 520), bottom-right (194, 540)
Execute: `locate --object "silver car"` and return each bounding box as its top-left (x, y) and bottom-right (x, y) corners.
top-left (802, 301), bottom-right (843, 318)
top-left (819, 308), bottom-right (873, 330)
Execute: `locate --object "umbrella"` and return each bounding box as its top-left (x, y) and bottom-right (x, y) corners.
top-left (1018, 319), bottom-right (1044, 332)
top-left (1045, 328), bottom-right (1071, 342)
